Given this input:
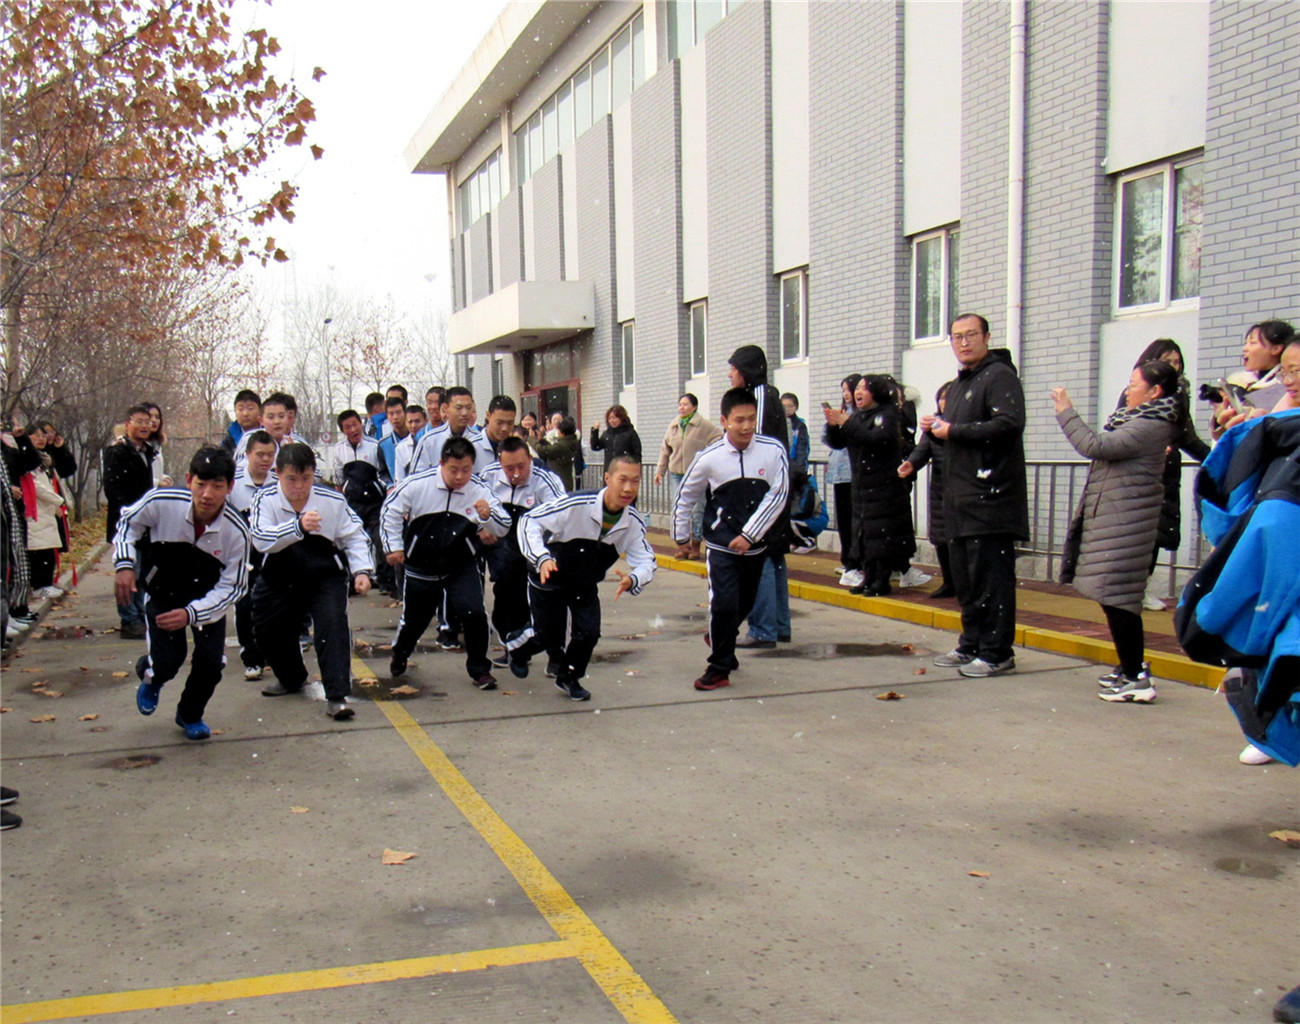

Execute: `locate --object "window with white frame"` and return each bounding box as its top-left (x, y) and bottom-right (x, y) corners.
top-left (779, 269), bottom-right (807, 362)
top-left (689, 301), bottom-right (707, 377)
top-left (515, 11), bottom-right (645, 187)
top-left (1115, 158), bottom-right (1202, 311)
top-left (669, 0), bottom-right (743, 60)
top-left (491, 355), bottom-right (504, 397)
top-left (911, 226), bottom-right (960, 344)
top-left (620, 321), bottom-right (635, 388)
top-left (457, 149), bottom-right (503, 231)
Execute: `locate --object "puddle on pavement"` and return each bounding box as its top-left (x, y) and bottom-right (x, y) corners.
top-left (1213, 856), bottom-right (1283, 880)
top-left (106, 755), bottom-right (162, 770)
top-left (754, 642), bottom-right (922, 660)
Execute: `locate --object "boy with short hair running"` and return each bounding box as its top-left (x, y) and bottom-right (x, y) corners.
top-left (673, 387), bottom-right (789, 692)
top-left (116, 446), bottom-right (250, 740)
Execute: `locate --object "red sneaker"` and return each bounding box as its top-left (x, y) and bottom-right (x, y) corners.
top-left (693, 671), bottom-right (730, 691)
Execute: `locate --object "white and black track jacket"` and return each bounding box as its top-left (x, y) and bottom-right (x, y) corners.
top-left (249, 482), bottom-right (374, 583)
top-left (379, 469), bottom-right (510, 581)
top-left (331, 436), bottom-right (390, 485)
top-left (519, 489), bottom-right (656, 595)
top-left (113, 487), bottom-right (251, 625)
top-left (672, 434), bottom-right (789, 555)
top-left (228, 469), bottom-right (272, 517)
top-left (409, 424), bottom-right (496, 476)
top-left (233, 429), bottom-right (309, 461)
top-left (480, 461), bottom-right (565, 549)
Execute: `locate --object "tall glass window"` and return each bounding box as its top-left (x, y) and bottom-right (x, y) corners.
top-left (780, 271), bottom-right (807, 362)
top-left (556, 81), bottom-right (573, 151)
top-left (591, 49), bottom-right (610, 120)
top-left (911, 226), bottom-right (960, 344)
top-left (690, 302), bottom-right (707, 377)
top-left (621, 321), bottom-right (635, 388)
top-left (1116, 157), bottom-right (1202, 312)
top-left (611, 26), bottom-right (632, 110)
top-left (574, 65), bottom-right (592, 136)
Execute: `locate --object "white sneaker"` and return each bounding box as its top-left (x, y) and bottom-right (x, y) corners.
top-left (1239, 744), bottom-right (1273, 765)
top-left (898, 568), bottom-right (932, 588)
top-left (7, 618), bottom-right (30, 633)
top-left (4, 622), bottom-right (21, 640)
top-left (34, 586), bottom-right (64, 601)
top-left (833, 565), bottom-right (847, 577)
top-left (243, 665), bottom-right (264, 681)
top-left (1142, 594), bottom-right (1166, 611)
top-left (838, 569), bottom-right (864, 588)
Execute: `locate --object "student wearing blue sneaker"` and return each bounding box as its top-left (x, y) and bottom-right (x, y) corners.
top-left (114, 447), bottom-right (250, 740)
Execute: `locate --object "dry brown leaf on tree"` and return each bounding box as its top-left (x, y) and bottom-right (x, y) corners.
top-left (381, 849), bottom-right (417, 865)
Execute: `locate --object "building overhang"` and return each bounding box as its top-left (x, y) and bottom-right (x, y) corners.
top-left (448, 280), bottom-right (595, 355)
top-left (404, 1), bottom-right (602, 175)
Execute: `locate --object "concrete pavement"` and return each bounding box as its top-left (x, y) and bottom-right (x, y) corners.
top-left (1, 549), bottom-right (1296, 1023)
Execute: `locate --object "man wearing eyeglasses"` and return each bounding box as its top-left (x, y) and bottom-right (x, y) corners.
top-left (921, 313), bottom-right (1029, 679)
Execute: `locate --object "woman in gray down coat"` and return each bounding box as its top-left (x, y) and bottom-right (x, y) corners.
top-left (1051, 359), bottom-right (1181, 703)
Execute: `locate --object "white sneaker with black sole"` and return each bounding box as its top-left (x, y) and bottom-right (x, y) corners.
top-left (933, 649), bottom-right (975, 668)
top-left (1098, 676), bottom-right (1156, 702)
top-left (838, 569), bottom-right (864, 588)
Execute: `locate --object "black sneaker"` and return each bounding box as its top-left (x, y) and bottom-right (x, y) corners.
top-left (490, 653), bottom-right (510, 669)
top-left (544, 659), bottom-right (563, 678)
top-left (1, 808), bottom-right (21, 830)
top-left (438, 630), bottom-right (462, 652)
top-left (555, 678), bottom-right (591, 701)
top-left (474, 673), bottom-right (498, 691)
top-left (390, 651), bottom-right (408, 677)
top-left (120, 621), bottom-right (146, 640)
top-left (508, 653), bottom-right (530, 679)
top-left (0, 786), bottom-right (18, 806)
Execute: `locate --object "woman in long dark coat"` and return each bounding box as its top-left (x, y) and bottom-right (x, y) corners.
top-left (824, 375), bottom-right (915, 596)
top-left (589, 404), bottom-right (642, 472)
top-left (900, 381), bottom-right (955, 598)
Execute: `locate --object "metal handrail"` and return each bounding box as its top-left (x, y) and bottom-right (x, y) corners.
top-left (586, 456), bottom-right (1206, 599)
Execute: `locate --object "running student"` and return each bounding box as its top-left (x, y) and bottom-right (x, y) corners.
top-left (673, 387), bottom-right (789, 692)
top-left (507, 453), bottom-right (657, 701)
top-left (115, 446), bottom-right (250, 740)
top-left (249, 443), bottom-right (374, 721)
top-left (228, 430), bottom-right (276, 680)
top-left (478, 436), bottom-right (566, 670)
top-left (380, 436), bottom-right (511, 691)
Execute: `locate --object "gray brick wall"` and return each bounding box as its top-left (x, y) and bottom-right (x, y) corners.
top-left (469, 215), bottom-right (492, 303)
top-left (531, 157), bottom-right (565, 283)
top-left (630, 61), bottom-right (685, 445)
top-left (807, 1), bottom-right (908, 444)
top-left (1020, 0), bottom-right (1111, 459)
top-left (497, 188), bottom-right (523, 289)
top-left (958, 2), bottom-right (1010, 323)
top-left (1200, 1), bottom-right (1300, 375)
top-left (574, 117), bottom-right (617, 424)
top-left (706, 1), bottom-right (774, 401)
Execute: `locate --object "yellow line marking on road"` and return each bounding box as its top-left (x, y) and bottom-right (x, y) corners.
top-left (2, 658), bottom-right (677, 1024)
top-left (363, 658), bottom-right (678, 1024)
top-left (0, 940), bottom-right (575, 1024)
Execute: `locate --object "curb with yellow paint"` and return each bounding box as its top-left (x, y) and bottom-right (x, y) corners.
top-left (655, 553), bottom-right (1224, 691)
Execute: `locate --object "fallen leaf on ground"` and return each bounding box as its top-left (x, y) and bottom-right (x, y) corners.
top-left (39, 689), bottom-right (64, 698)
top-left (900, 643), bottom-right (915, 653)
top-left (913, 667), bottom-right (927, 676)
top-left (291, 806), bottom-right (309, 814)
top-left (89, 726), bottom-right (108, 732)
top-left (110, 671), bottom-right (129, 678)
top-left (968, 870), bottom-right (991, 878)
top-left (100, 629), bottom-right (116, 634)
top-left (1269, 829), bottom-right (1300, 844)
top-left (876, 691), bottom-right (907, 701)
top-left (19, 667), bottom-right (41, 673)
top-left (618, 633), bottom-right (646, 640)
top-left (381, 848), bottom-right (417, 865)
top-left (211, 728), bottom-right (225, 735)
top-left (625, 670), bottom-right (641, 676)
top-left (501, 689), bottom-right (516, 696)
top-left (390, 685), bottom-right (419, 696)
top-left (31, 679), bottom-right (49, 689)
top-left (97, 655), bottom-right (117, 661)
top-left (29, 714), bottom-right (56, 723)
top-left (385, 601), bottom-right (400, 608)
top-left (78, 714), bottom-right (99, 721)
top-left (0, 706), bottom-right (12, 713)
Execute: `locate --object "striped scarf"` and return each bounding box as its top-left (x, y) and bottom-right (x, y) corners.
top-left (1103, 394), bottom-right (1181, 432)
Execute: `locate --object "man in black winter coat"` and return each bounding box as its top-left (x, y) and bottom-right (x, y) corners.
top-left (102, 405), bottom-right (161, 638)
top-left (922, 314), bottom-right (1028, 678)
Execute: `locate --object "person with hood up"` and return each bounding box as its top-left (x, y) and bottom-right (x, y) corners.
top-left (925, 314), bottom-right (1028, 678)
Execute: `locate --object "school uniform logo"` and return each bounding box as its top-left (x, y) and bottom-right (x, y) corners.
top-left (758, 468), bottom-right (766, 476)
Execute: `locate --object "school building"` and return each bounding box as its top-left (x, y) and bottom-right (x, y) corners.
top-left (404, 0), bottom-right (1300, 569)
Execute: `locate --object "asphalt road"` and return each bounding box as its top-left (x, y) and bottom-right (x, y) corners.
top-left (1, 552), bottom-right (1295, 1023)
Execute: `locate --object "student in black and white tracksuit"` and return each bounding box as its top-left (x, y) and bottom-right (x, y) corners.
top-left (249, 443), bottom-right (375, 721)
top-left (228, 430), bottom-right (277, 680)
top-left (408, 387), bottom-right (495, 475)
top-left (380, 436), bottom-right (511, 689)
top-left (507, 454), bottom-right (656, 701)
top-left (478, 436), bottom-right (565, 659)
top-left (332, 409), bottom-right (393, 592)
top-left (673, 387), bottom-right (789, 692)
top-left (114, 446), bottom-right (250, 740)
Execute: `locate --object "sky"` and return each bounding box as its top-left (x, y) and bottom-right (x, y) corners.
top-left (236, 0), bottom-right (504, 328)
